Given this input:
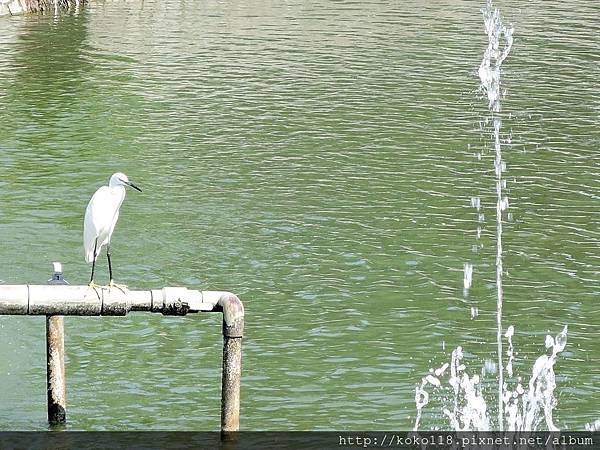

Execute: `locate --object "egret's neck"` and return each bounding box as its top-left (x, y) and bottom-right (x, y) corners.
top-left (109, 184), bottom-right (126, 198)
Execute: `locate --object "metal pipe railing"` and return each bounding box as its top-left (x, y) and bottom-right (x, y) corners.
top-left (0, 263), bottom-right (244, 433)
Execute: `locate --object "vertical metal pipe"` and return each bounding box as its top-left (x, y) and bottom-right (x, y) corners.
top-left (219, 293), bottom-right (244, 434)
top-left (47, 262), bottom-right (68, 425)
top-left (46, 315), bottom-right (66, 424)
top-left (221, 335), bottom-right (242, 432)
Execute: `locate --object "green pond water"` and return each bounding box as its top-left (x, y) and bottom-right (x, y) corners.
top-left (0, 0), bottom-right (598, 431)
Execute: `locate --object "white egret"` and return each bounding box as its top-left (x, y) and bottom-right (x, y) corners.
top-left (84, 172), bottom-right (142, 287)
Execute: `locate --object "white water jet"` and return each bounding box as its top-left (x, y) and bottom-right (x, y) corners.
top-left (478, 0), bottom-right (513, 429)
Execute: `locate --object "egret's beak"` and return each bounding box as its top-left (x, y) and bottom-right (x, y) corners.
top-left (127, 181), bottom-right (142, 192)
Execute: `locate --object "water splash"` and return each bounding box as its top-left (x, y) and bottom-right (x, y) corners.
top-left (585, 420), bottom-right (600, 431)
top-left (443, 347), bottom-right (489, 431)
top-left (504, 326), bottom-right (568, 431)
top-left (414, 327), bottom-right (568, 431)
top-left (414, 363), bottom-right (448, 431)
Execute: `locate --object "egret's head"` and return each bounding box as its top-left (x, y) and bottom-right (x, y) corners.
top-left (109, 172), bottom-right (142, 192)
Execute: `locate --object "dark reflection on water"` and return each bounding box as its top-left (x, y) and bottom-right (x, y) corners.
top-left (0, 0), bottom-right (598, 431)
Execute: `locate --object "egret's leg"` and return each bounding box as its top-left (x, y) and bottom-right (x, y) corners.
top-left (87, 239), bottom-right (102, 299)
top-left (107, 245), bottom-right (128, 293)
top-left (107, 244), bottom-right (113, 283)
top-left (89, 239), bottom-right (98, 285)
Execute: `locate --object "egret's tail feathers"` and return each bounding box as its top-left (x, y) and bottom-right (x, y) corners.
top-left (83, 224), bottom-right (99, 263)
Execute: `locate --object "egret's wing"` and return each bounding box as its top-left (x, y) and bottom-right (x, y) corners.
top-left (108, 210), bottom-right (120, 243)
top-left (83, 186), bottom-right (113, 263)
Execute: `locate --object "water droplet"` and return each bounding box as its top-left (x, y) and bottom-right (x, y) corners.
top-left (425, 375), bottom-right (441, 387)
top-left (483, 359), bottom-right (497, 375)
top-left (554, 325), bottom-right (568, 353)
top-left (415, 387), bottom-right (429, 409)
top-left (435, 363), bottom-right (449, 377)
top-left (463, 263), bottom-right (474, 290)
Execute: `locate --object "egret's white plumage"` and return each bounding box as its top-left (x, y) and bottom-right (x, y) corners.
top-left (84, 172), bottom-right (141, 284)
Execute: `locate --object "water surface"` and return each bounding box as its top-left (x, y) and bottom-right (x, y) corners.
top-left (0, 0), bottom-right (598, 430)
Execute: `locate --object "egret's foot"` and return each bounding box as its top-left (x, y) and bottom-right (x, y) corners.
top-left (86, 281), bottom-right (102, 300)
top-left (108, 280), bottom-right (128, 294)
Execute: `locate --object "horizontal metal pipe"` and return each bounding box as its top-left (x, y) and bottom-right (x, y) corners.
top-left (0, 286), bottom-right (234, 316)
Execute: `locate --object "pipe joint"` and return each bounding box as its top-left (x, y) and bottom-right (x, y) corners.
top-left (218, 293), bottom-right (244, 338)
